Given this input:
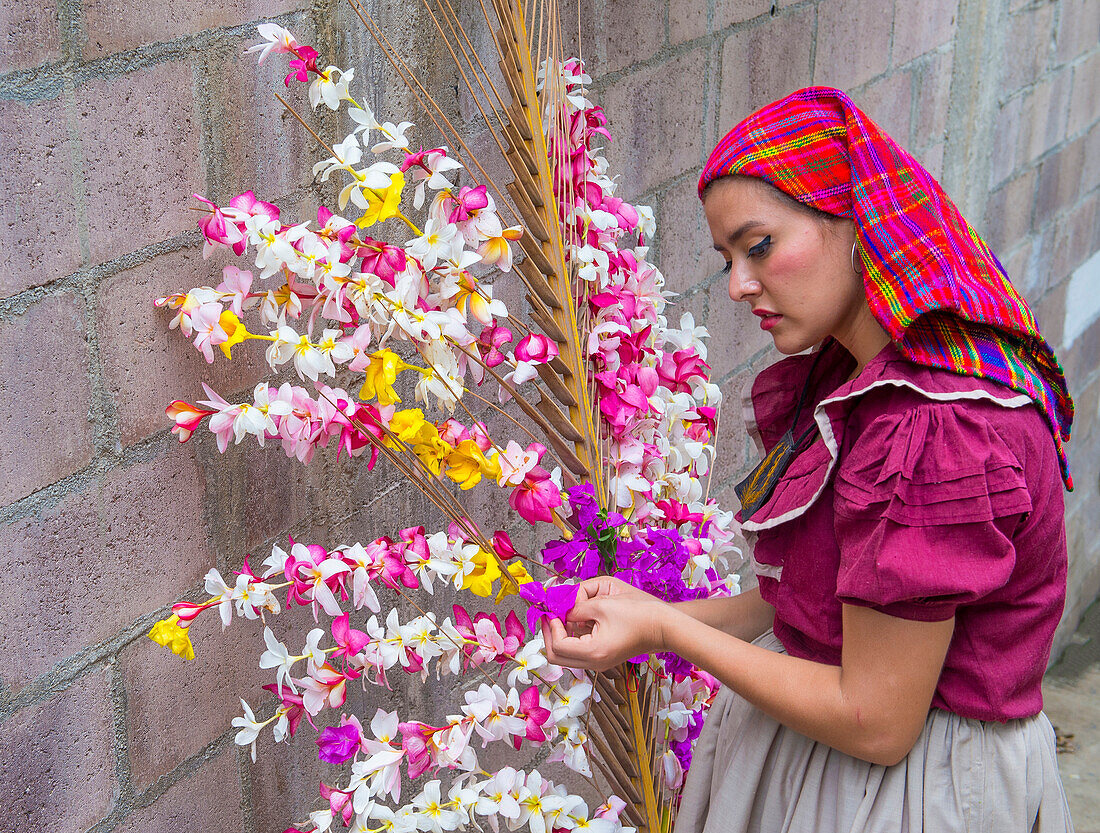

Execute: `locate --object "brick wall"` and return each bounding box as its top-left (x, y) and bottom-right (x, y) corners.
top-left (0, 0), bottom-right (1096, 830)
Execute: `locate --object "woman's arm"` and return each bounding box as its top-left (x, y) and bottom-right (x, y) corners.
top-left (543, 581), bottom-right (954, 766)
top-left (671, 585), bottom-right (775, 642)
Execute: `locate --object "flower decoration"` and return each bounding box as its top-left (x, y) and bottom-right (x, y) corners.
top-left (147, 17), bottom-right (743, 833)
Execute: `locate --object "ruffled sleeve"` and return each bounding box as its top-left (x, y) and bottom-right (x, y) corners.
top-left (833, 401), bottom-right (1033, 621)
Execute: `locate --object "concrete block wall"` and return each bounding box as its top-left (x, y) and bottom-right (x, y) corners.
top-left (0, 0), bottom-right (1095, 830)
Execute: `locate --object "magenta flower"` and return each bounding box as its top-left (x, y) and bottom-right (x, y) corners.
top-left (285, 44), bottom-right (320, 86)
top-left (192, 194), bottom-right (245, 257)
top-left (357, 238), bottom-right (407, 286)
top-left (492, 530), bottom-right (517, 561)
top-left (477, 323), bottom-right (513, 369)
top-left (515, 685), bottom-right (551, 747)
top-left (316, 723), bottom-right (361, 764)
top-left (513, 333), bottom-right (559, 364)
top-left (399, 721), bottom-right (441, 778)
top-left (331, 613), bottom-right (370, 666)
top-left (444, 184), bottom-right (490, 223)
top-left (518, 581), bottom-right (579, 634)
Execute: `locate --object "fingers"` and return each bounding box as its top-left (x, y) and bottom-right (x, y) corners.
top-left (584, 575), bottom-right (614, 593)
top-left (565, 595), bottom-right (603, 625)
top-left (541, 615), bottom-right (607, 670)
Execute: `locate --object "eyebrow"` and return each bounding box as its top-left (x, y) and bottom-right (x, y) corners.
top-left (712, 220), bottom-right (767, 252)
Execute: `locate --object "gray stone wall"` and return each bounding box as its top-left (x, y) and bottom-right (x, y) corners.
top-left (0, 0), bottom-right (1096, 829)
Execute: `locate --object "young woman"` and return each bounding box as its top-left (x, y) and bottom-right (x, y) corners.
top-left (542, 87), bottom-right (1076, 831)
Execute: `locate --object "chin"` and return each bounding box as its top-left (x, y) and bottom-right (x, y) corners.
top-left (770, 333), bottom-right (816, 355)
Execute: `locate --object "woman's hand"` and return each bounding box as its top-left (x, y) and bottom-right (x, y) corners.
top-left (541, 576), bottom-right (674, 672)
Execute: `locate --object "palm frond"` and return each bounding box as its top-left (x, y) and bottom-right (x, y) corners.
top-left (343, 0), bottom-right (669, 827)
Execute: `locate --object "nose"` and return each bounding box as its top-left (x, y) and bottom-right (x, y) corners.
top-left (727, 263), bottom-right (762, 303)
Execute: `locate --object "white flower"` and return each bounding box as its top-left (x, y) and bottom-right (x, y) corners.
top-left (259, 626), bottom-right (298, 694)
top-left (349, 105), bottom-right (379, 139)
top-left (302, 627), bottom-right (327, 670)
top-left (204, 568), bottom-right (234, 628)
top-left (406, 218), bottom-right (461, 271)
top-left (244, 23), bottom-right (298, 64)
top-left (371, 121), bottom-right (415, 153)
top-left (310, 65), bottom-right (354, 110)
top-left (507, 638), bottom-right (548, 687)
top-left (314, 132), bottom-right (362, 180)
top-left (231, 699), bottom-right (266, 762)
top-left (410, 780), bottom-right (464, 833)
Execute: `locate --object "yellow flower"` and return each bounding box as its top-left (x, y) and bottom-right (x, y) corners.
top-left (495, 561), bottom-right (533, 602)
top-left (148, 614), bottom-right (195, 661)
top-left (480, 448), bottom-right (502, 482)
top-left (356, 171), bottom-right (406, 229)
top-left (217, 310), bottom-right (252, 359)
top-left (462, 548), bottom-right (502, 597)
top-left (360, 349), bottom-right (404, 405)
top-left (445, 439), bottom-right (493, 490)
top-left (413, 435), bottom-right (453, 476)
top-left (387, 408), bottom-right (436, 446)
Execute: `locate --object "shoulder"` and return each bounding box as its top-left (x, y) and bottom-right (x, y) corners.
top-left (832, 356), bottom-right (1056, 527)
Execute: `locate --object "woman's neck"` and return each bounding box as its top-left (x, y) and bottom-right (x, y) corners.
top-left (835, 302), bottom-right (891, 381)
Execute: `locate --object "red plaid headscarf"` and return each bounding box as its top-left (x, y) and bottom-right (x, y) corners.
top-left (700, 86), bottom-right (1074, 488)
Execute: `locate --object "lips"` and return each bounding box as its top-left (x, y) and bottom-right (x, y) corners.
top-left (752, 309), bottom-right (782, 331)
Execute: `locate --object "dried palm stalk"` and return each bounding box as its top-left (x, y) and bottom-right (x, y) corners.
top-left (343, 0), bottom-right (669, 827)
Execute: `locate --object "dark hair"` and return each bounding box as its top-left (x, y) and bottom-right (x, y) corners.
top-left (701, 173), bottom-right (845, 231)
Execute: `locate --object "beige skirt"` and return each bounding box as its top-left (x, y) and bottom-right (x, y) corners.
top-left (674, 631), bottom-right (1074, 833)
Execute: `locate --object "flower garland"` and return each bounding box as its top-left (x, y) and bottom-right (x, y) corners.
top-left (149, 22), bottom-right (742, 832)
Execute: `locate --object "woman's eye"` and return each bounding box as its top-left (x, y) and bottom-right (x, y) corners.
top-left (720, 261), bottom-right (732, 275)
top-left (748, 235), bottom-right (772, 258)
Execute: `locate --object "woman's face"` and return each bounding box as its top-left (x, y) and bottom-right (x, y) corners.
top-left (703, 176), bottom-right (871, 358)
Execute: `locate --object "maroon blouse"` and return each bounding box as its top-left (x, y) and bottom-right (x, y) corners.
top-left (740, 341), bottom-right (1067, 722)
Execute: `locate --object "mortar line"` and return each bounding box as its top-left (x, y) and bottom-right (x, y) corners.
top-left (0, 10), bottom-right (312, 102)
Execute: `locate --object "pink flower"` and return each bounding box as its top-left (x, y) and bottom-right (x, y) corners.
top-left (657, 348), bottom-right (710, 393)
top-left (497, 440), bottom-right (542, 487)
top-left (217, 265), bottom-right (254, 316)
top-left (601, 194), bottom-right (639, 231)
top-left (170, 598), bottom-right (218, 623)
top-left (398, 721), bottom-right (443, 779)
top-left (228, 190), bottom-right (280, 224)
top-left (438, 418), bottom-right (470, 446)
top-left (189, 302), bottom-right (229, 363)
top-left (318, 782), bottom-right (355, 826)
top-left (193, 194), bottom-right (245, 257)
top-left (501, 610), bottom-right (524, 656)
top-left (513, 333), bottom-right (559, 364)
top-left (262, 683), bottom-right (314, 735)
top-left (470, 422), bottom-right (493, 452)
top-left (509, 466), bottom-right (562, 525)
top-left (165, 400), bottom-right (215, 442)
